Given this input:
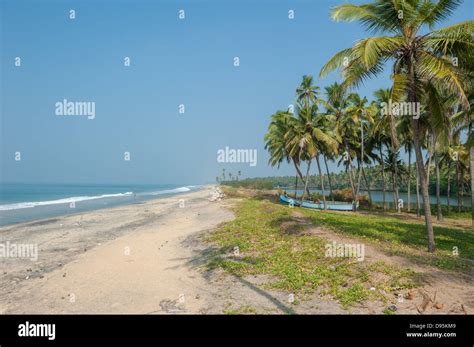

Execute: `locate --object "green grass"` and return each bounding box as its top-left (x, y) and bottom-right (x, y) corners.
top-left (223, 305), bottom-right (259, 315)
top-left (298, 206), bottom-right (474, 271)
top-left (206, 197), bottom-right (425, 309)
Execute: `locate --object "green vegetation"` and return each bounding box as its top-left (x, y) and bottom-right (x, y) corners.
top-left (221, 164), bottom-right (471, 198)
top-left (298, 204), bottom-right (474, 271)
top-left (255, 0), bottom-right (474, 254)
top-left (206, 196), bottom-right (435, 309)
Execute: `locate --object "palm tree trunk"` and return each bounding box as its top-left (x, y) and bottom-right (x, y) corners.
top-left (301, 160), bottom-right (312, 201)
top-left (414, 125), bottom-right (435, 251)
top-left (447, 161), bottom-right (451, 213)
top-left (470, 143), bottom-right (474, 225)
top-left (460, 168), bottom-right (464, 211)
top-left (294, 175), bottom-right (298, 199)
top-left (316, 156), bottom-right (327, 209)
top-left (435, 153), bottom-right (443, 221)
top-left (345, 144), bottom-right (357, 211)
top-left (293, 161), bottom-right (306, 199)
top-left (356, 159), bottom-right (362, 198)
top-left (407, 148), bottom-right (411, 212)
top-left (362, 166), bottom-right (372, 205)
top-left (393, 154), bottom-right (400, 212)
top-left (380, 146), bottom-right (386, 212)
top-left (457, 161), bottom-right (461, 213)
top-left (392, 171), bottom-right (397, 209)
top-left (323, 155), bottom-right (333, 196)
top-left (426, 136), bottom-right (433, 185)
top-left (408, 61), bottom-right (434, 252)
top-left (416, 159), bottom-right (421, 218)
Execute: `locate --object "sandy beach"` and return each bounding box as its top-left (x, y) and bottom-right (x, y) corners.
top-left (0, 186), bottom-right (236, 314)
top-left (1, 185), bottom-right (472, 315)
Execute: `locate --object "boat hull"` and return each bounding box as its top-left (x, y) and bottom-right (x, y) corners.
top-left (279, 195), bottom-right (353, 211)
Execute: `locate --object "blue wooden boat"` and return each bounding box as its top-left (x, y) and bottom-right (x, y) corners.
top-left (279, 195), bottom-right (353, 211)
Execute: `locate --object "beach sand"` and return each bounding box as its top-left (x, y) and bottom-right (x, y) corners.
top-left (0, 186), bottom-right (235, 314)
top-left (3, 185), bottom-right (470, 315)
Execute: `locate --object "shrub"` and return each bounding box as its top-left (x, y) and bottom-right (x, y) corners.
top-left (329, 189), bottom-right (369, 206)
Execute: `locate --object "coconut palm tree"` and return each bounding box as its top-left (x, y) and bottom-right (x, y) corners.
top-left (320, 0), bottom-right (473, 252)
top-left (264, 111), bottom-right (309, 198)
top-left (384, 149), bottom-right (407, 210)
top-left (309, 106), bottom-right (340, 208)
top-left (323, 83), bottom-right (360, 207)
top-left (371, 90), bottom-right (392, 211)
top-left (347, 93), bottom-right (376, 203)
top-left (296, 75), bottom-right (320, 112)
top-left (451, 87), bottom-right (473, 223)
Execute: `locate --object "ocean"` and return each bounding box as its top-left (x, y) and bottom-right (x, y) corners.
top-left (0, 183), bottom-right (201, 226)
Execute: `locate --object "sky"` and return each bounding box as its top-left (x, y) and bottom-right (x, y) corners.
top-left (1, 0), bottom-right (473, 185)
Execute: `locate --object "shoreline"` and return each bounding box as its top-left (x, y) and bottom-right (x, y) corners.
top-left (0, 185), bottom-right (235, 313)
top-left (0, 185), bottom-right (204, 227)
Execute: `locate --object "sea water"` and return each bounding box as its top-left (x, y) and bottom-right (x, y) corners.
top-left (0, 183), bottom-right (200, 226)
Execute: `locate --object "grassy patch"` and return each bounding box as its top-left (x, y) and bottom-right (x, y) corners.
top-left (223, 305), bottom-right (259, 315)
top-left (299, 207), bottom-right (473, 271)
top-left (206, 197), bottom-right (422, 309)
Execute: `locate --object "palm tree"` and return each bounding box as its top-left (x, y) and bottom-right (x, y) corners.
top-left (222, 168), bottom-right (226, 181)
top-left (320, 0), bottom-right (473, 252)
top-left (426, 85), bottom-right (456, 221)
top-left (371, 90), bottom-right (391, 211)
top-left (451, 87), bottom-right (473, 223)
top-left (310, 106), bottom-right (339, 208)
top-left (265, 111), bottom-right (308, 198)
top-left (384, 148), bottom-right (407, 210)
top-left (397, 107), bottom-right (415, 212)
top-left (323, 83), bottom-right (360, 208)
top-left (347, 93), bottom-right (376, 203)
top-left (372, 88), bottom-right (402, 212)
top-left (296, 75), bottom-right (320, 112)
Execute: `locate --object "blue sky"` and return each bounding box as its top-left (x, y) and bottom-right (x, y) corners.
top-left (1, 0), bottom-right (472, 185)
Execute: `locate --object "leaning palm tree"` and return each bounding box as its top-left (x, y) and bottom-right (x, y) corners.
top-left (309, 106), bottom-right (340, 208)
top-left (285, 108), bottom-right (314, 200)
top-left (264, 111), bottom-right (309, 198)
top-left (320, 0), bottom-right (473, 252)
